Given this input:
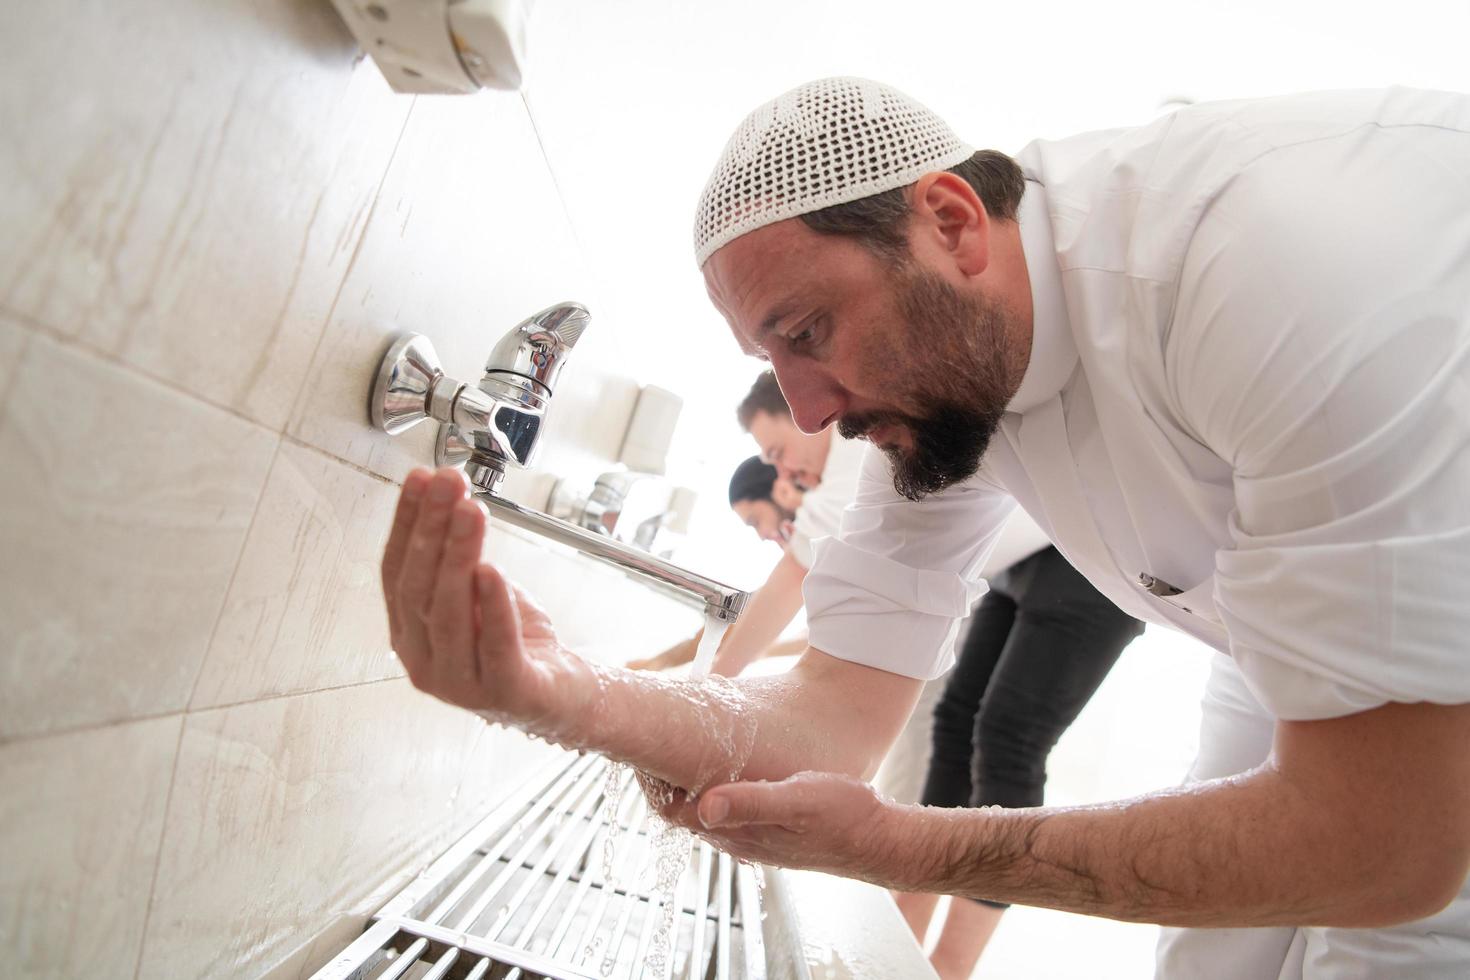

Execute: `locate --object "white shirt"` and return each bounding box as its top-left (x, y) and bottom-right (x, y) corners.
top-left (787, 432), bottom-right (869, 568)
top-left (791, 432), bottom-right (1049, 574)
top-left (804, 88), bottom-right (1470, 723)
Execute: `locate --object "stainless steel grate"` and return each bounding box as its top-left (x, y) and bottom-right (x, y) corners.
top-left (311, 753), bottom-right (766, 980)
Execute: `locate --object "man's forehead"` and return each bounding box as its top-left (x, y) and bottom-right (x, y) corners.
top-left (703, 220), bottom-right (821, 349)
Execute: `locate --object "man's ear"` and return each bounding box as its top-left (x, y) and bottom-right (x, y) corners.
top-left (910, 171), bottom-right (990, 277)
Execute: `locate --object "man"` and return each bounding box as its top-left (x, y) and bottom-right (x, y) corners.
top-left (624, 374), bottom-right (869, 678)
top-left (712, 370), bottom-right (870, 676)
top-left (627, 454), bottom-right (810, 671)
top-left (727, 454), bottom-right (798, 546)
top-left (382, 78), bottom-right (1470, 976)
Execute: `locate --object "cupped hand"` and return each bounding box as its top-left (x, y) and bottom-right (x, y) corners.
top-left (382, 467), bottom-right (590, 732)
top-left (664, 771), bottom-right (907, 882)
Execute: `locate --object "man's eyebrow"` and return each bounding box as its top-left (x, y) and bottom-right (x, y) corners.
top-left (758, 304), bottom-right (797, 339)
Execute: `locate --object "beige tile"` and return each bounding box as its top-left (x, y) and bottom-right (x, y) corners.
top-left (287, 91), bottom-right (636, 489)
top-left (139, 679), bottom-right (562, 979)
top-left (191, 441), bottom-right (401, 709)
top-left (0, 312), bottom-right (30, 398)
top-left (0, 336), bottom-right (277, 738)
top-left (0, 715), bottom-right (182, 979)
top-left (0, 1), bottom-right (411, 429)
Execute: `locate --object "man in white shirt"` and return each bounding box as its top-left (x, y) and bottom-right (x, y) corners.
top-left (381, 79), bottom-right (1470, 976)
top-left (713, 370), bottom-right (871, 676)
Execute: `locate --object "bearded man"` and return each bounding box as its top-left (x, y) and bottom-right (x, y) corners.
top-left (381, 78), bottom-right (1470, 977)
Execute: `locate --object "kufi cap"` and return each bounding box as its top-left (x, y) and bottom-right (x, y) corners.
top-left (693, 77), bottom-right (973, 267)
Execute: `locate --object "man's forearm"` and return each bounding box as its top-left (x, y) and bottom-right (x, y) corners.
top-left (527, 646), bottom-right (917, 796)
top-left (886, 761), bottom-right (1451, 929)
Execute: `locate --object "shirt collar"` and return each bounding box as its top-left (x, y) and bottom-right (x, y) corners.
top-left (1005, 179), bottom-right (1078, 415)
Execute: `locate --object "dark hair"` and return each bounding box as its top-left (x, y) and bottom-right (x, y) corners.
top-left (736, 370), bottom-right (790, 430)
top-left (728, 455), bottom-right (778, 506)
top-left (799, 149), bottom-right (1026, 260)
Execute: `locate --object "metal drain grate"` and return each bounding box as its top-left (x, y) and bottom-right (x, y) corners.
top-left (311, 753), bottom-right (766, 980)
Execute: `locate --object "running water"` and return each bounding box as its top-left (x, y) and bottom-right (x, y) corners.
top-left (690, 614), bottom-right (731, 680)
top-left (599, 761), bottom-right (628, 885)
top-left (643, 611), bottom-right (734, 977)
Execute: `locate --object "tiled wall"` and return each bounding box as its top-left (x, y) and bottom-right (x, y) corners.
top-left (0, 4), bottom-right (700, 977)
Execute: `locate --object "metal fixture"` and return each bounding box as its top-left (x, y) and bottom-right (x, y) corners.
top-left (310, 753), bottom-right (767, 980)
top-left (371, 302), bottom-right (589, 494)
top-left (370, 307), bottom-right (748, 624)
top-left (473, 493), bottom-right (745, 622)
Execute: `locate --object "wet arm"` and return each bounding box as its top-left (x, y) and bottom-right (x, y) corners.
top-left (881, 701), bottom-right (1470, 927)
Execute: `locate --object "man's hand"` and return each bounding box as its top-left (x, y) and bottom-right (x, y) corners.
top-left (382, 467), bottom-right (591, 732)
top-left (676, 772), bottom-right (904, 881)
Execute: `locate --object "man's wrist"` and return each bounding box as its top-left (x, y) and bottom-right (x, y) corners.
top-left (869, 801), bottom-right (951, 891)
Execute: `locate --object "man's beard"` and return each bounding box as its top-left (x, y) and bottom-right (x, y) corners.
top-left (838, 267), bottom-right (1015, 501)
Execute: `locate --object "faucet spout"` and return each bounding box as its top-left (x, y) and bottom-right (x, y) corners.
top-left (370, 306), bottom-right (750, 623)
top-left (475, 492), bottom-right (749, 623)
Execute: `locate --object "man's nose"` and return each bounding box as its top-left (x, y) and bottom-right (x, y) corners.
top-left (769, 360), bottom-right (844, 434)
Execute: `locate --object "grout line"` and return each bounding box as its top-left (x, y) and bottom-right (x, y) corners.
top-left (0, 305), bottom-right (274, 433)
top-left (181, 438), bottom-right (285, 713)
top-left (128, 712), bottom-right (188, 980)
top-left (0, 707), bottom-right (186, 749)
top-left (284, 432), bottom-right (398, 485)
top-left (184, 673), bottom-right (406, 717)
top-left (0, 675), bottom-right (410, 751)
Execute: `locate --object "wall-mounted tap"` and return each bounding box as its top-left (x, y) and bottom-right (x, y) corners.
top-left (371, 302), bottom-right (588, 494)
top-left (369, 305), bottom-right (748, 623)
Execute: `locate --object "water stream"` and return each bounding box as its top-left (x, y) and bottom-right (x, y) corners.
top-left (690, 614), bottom-right (731, 680)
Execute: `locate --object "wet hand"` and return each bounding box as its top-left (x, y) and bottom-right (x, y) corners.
top-left (381, 467), bottom-right (588, 730)
top-left (678, 772), bottom-right (904, 881)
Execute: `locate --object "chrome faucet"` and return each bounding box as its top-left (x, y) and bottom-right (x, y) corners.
top-left (372, 302), bottom-right (589, 493)
top-left (369, 304), bottom-right (749, 623)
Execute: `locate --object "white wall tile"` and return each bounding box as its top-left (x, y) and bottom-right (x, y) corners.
top-left (0, 1), bottom-right (411, 429)
top-left (138, 679), bottom-right (561, 979)
top-left (0, 336), bottom-right (277, 738)
top-left (191, 441), bottom-right (401, 709)
top-left (287, 91), bottom-right (637, 493)
top-left (0, 715), bottom-right (181, 979)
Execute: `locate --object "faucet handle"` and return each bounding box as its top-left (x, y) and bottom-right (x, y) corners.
top-left (484, 301), bottom-right (590, 394)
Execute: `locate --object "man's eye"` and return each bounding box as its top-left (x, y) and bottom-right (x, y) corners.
top-left (789, 318), bottom-right (824, 349)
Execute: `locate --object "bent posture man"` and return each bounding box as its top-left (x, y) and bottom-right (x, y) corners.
top-left (383, 79), bottom-right (1470, 976)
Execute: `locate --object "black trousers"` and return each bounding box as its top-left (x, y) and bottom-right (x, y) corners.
top-left (920, 546), bottom-right (1144, 908)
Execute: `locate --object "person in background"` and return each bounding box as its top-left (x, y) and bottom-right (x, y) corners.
top-left (727, 454), bottom-right (800, 546)
top-left (627, 456), bottom-right (807, 670)
top-left (895, 544), bottom-right (1144, 978)
top-left (711, 371), bottom-right (869, 676)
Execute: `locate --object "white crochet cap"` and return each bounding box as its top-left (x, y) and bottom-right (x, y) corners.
top-left (693, 77), bottom-right (974, 267)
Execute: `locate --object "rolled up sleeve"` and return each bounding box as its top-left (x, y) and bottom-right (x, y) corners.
top-left (804, 447), bottom-right (1016, 679)
top-left (1168, 123), bottom-right (1470, 719)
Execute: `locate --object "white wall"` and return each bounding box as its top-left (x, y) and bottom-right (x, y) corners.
top-left (0, 4), bottom-right (699, 977)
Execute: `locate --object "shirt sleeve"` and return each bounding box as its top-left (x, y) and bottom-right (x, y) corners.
top-left (803, 446), bottom-right (1017, 680)
top-left (1166, 123), bottom-right (1470, 720)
